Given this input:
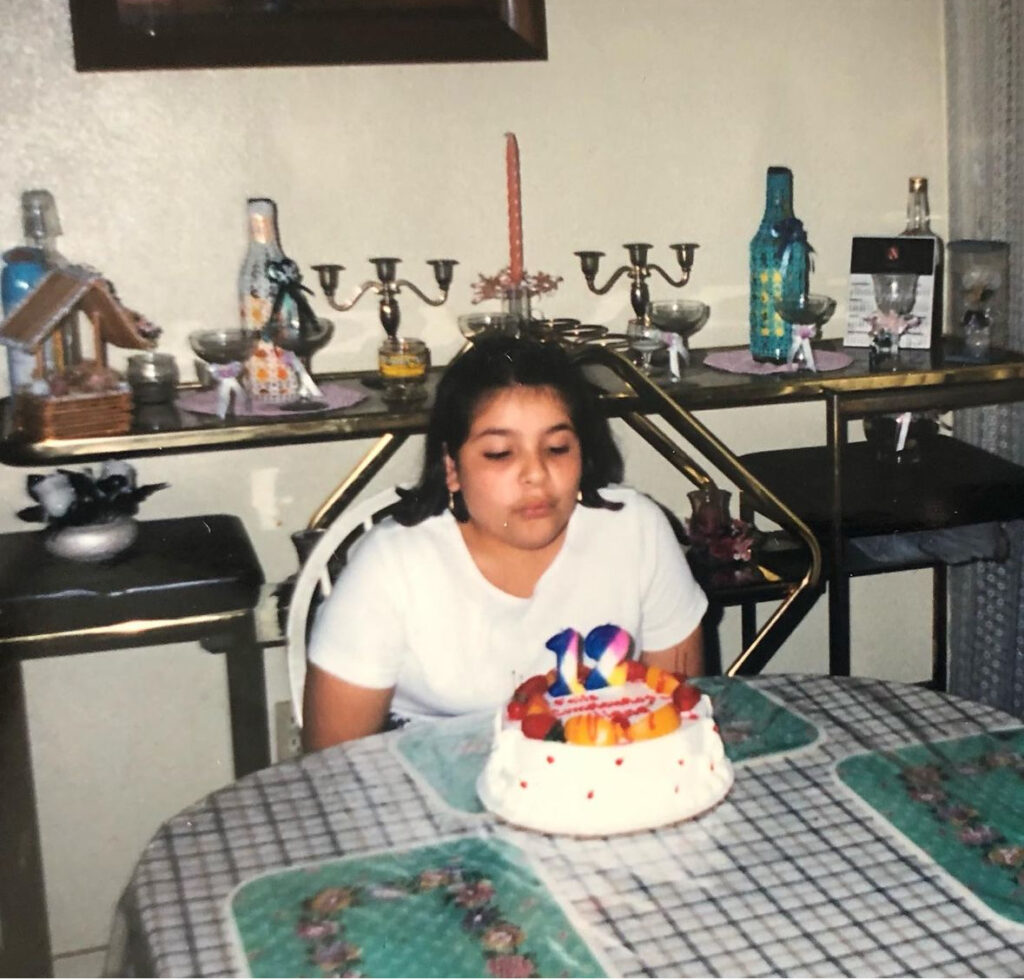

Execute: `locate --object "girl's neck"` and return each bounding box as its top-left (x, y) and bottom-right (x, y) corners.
top-left (456, 521), bottom-right (568, 598)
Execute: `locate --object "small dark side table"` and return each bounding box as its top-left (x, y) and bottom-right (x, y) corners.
top-left (0, 514), bottom-right (267, 977)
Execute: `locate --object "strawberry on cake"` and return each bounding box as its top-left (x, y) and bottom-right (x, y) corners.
top-left (476, 625), bottom-right (734, 835)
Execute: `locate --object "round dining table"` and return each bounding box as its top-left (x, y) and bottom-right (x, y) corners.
top-left (106, 674), bottom-right (1024, 978)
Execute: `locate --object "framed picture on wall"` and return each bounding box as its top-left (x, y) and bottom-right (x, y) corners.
top-left (68, 0), bottom-right (547, 71)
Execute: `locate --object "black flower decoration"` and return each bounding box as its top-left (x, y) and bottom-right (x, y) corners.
top-left (17, 461), bottom-right (168, 528)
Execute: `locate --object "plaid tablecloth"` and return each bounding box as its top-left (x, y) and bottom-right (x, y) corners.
top-left (108, 675), bottom-right (1024, 977)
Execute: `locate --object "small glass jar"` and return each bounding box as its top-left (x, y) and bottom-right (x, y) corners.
top-left (948, 240), bottom-right (1010, 360)
top-left (127, 351), bottom-right (179, 404)
top-left (378, 337), bottom-right (430, 403)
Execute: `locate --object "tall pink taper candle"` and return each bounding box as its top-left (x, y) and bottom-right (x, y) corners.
top-left (505, 132), bottom-right (524, 285)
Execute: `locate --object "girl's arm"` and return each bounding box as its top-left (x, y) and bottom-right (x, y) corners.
top-left (302, 663), bottom-right (396, 751)
top-left (641, 623), bottom-right (704, 678)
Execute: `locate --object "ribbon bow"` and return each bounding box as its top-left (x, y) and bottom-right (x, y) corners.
top-left (265, 258), bottom-right (320, 339)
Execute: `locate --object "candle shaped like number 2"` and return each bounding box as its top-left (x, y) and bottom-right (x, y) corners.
top-left (506, 132), bottom-right (524, 285)
top-left (584, 625), bottom-right (632, 690)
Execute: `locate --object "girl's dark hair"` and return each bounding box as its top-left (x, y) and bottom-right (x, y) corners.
top-left (394, 335), bottom-right (623, 525)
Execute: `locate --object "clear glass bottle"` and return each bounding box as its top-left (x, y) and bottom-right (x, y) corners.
top-left (749, 166), bottom-right (808, 363)
top-left (237, 198), bottom-right (300, 403)
top-left (899, 176), bottom-right (944, 348)
top-left (238, 197), bottom-right (285, 335)
top-left (1, 189), bottom-right (74, 390)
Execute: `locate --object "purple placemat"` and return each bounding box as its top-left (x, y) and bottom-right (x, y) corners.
top-left (177, 381), bottom-right (367, 418)
top-left (703, 349), bottom-right (853, 375)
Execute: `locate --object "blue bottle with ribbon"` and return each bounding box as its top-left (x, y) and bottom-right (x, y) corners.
top-left (2, 190), bottom-right (68, 391)
top-left (1, 245), bottom-right (46, 391)
top-left (749, 167), bottom-right (810, 363)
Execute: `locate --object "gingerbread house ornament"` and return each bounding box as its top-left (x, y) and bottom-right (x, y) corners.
top-left (0, 265), bottom-right (155, 439)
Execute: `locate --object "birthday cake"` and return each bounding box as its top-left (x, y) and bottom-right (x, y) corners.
top-left (476, 625), bottom-right (734, 836)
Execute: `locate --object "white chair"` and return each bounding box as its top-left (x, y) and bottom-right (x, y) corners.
top-left (286, 486), bottom-right (402, 728)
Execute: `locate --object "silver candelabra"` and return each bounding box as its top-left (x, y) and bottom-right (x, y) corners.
top-left (574, 242), bottom-right (698, 324)
top-left (312, 256), bottom-right (457, 338)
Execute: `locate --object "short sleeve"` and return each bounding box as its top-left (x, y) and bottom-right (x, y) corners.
top-left (633, 493), bottom-right (708, 651)
top-left (306, 527), bottom-right (405, 691)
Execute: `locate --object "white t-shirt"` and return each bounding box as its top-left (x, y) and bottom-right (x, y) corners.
top-left (308, 486), bottom-right (708, 720)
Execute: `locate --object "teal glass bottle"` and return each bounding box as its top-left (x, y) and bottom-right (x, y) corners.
top-left (749, 167), bottom-right (809, 362)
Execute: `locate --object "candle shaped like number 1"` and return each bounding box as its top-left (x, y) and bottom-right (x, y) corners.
top-left (546, 628), bottom-right (584, 696)
top-left (505, 132), bottom-right (524, 285)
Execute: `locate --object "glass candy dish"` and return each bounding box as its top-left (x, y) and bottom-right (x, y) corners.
top-left (457, 312), bottom-right (519, 341)
top-left (269, 317), bottom-right (334, 371)
top-left (648, 298), bottom-right (711, 341)
top-left (773, 293), bottom-right (836, 370)
top-left (648, 298), bottom-right (711, 369)
top-left (189, 328), bottom-right (260, 365)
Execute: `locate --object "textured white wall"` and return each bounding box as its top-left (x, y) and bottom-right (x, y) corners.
top-left (0, 0), bottom-right (946, 959)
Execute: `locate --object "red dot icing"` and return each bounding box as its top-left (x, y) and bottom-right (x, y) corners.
top-left (615, 758), bottom-right (624, 766)
top-left (520, 780), bottom-right (528, 788)
top-left (678, 759), bottom-right (685, 765)
top-left (587, 790), bottom-right (594, 799)
top-left (546, 755), bottom-right (554, 764)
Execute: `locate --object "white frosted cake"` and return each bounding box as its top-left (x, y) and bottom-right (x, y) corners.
top-left (476, 625), bottom-right (734, 836)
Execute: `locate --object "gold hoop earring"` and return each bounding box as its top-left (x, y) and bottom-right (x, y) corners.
top-left (448, 490), bottom-right (456, 514)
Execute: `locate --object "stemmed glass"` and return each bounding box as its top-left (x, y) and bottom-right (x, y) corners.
top-left (189, 329), bottom-right (259, 418)
top-left (774, 293), bottom-right (836, 371)
top-left (626, 318), bottom-right (667, 375)
top-left (647, 298), bottom-right (711, 370)
top-left (269, 316), bottom-right (335, 410)
top-left (867, 273), bottom-right (920, 370)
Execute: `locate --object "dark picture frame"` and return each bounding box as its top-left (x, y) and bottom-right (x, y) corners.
top-left (68, 0), bottom-right (547, 71)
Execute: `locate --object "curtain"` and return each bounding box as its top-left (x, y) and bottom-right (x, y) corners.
top-left (946, 0), bottom-right (1024, 717)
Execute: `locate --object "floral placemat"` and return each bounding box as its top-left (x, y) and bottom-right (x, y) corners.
top-left (227, 835), bottom-right (611, 978)
top-left (393, 678), bottom-right (820, 816)
top-left (177, 381), bottom-right (366, 418)
top-left (703, 349), bottom-right (853, 375)
top-left (837, 728), bottom-right (1024, 925)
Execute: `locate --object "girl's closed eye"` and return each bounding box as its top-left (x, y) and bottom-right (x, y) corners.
top-left (547, 443), bottom-right (573, 456)
top-left (483, 448), bottom-right (512, 461)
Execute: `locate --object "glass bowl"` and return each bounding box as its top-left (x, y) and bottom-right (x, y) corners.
top-left (457, 312), bottom-right (519, 341)
top-left (523, 317), bottom-right (582, 340)
top-left (269, 317), bottom-right (334, 361)
top-left (774, 293), bottom-right (837, 327)
top-left (647, 299), bottom-right (711, 339)
top-left (189, 328), bottom-right (260, 364)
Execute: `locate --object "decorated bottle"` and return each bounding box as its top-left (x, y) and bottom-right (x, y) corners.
top-left (1, 189), bottom-right (72, 390)
top-left (749, 166), bottom-right (809, 363)
top-left (899, 176), bottom-right (944, 348)
top-left (237, 197), bottom-right (300, 403)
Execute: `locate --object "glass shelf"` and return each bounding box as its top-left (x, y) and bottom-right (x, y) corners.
top-left (3, 341), bottom-right (1024, 467)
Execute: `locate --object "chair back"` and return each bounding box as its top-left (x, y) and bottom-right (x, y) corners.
top-left (286, 486), bottom-right (402, 727)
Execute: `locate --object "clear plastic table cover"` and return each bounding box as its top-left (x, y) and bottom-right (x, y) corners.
top-left (107, 675), bottom-right (1024, 978)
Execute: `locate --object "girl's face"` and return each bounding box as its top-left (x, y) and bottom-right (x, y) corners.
top-left (444, 385), bottom-right (582, 553)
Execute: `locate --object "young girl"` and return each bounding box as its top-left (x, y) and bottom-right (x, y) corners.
top-left (303, 335), bottom-right (707, 749)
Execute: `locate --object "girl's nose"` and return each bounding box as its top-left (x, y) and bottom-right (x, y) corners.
top-left (520, 451), bottom-right (546, 484)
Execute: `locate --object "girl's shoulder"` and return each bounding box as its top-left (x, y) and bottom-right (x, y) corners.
top-left (348, 509), bottom-right (456, 565)
top-left (589, 485), bottom-right (664, 520)
top-left (580, 486), bottom-right (684, 541)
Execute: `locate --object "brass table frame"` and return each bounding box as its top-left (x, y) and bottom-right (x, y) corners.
top-left (6, 339), bottom-right (1024, 676)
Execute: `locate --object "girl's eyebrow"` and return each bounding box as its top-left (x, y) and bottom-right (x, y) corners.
top-left (471, 421), bottom-right (576, 439)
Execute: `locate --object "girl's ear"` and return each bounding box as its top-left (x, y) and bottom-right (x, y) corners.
top-left (443, 448), bottom-right (460, 493)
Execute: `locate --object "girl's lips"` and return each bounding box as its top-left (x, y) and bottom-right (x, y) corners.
top-left (516, 500), bottom-right (554, 519)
